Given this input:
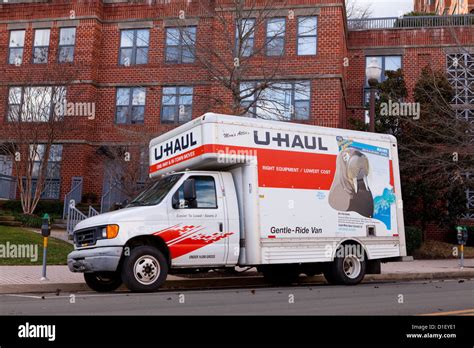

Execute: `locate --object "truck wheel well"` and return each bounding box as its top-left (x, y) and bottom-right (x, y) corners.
top-left (123, 235), bottom-right (171, 267)
top-left (336, 239), bottom-right (368, 260)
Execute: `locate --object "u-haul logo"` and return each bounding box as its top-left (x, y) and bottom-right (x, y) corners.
top-left (254, 130), bottom-right (328, 151)
top-left (152, 131), bottom-right (199, 163)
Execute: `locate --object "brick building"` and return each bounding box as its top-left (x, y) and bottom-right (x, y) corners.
top-left (415, 0), bottom-right (474, 14)
top-left (0, 0), bottom-right (472, 240)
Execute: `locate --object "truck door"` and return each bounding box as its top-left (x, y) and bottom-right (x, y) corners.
top-left (166, 174), bottom-right (230, 266)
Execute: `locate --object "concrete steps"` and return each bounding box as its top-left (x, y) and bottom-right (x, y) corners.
top-left (51, 218), bottom-right (67, 230)
top-left (0, 216), bottom-right (22, 227)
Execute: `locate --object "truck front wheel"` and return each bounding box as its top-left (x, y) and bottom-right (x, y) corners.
top-left (84, 272), bottom-right (122, 292)
top-left (324, 245), bottom-right (366, 285)
top-left (121, 246), bottom-right (168, 292)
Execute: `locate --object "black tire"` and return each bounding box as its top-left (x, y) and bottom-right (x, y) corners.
top-left (121, 245), bottom-right (168, 292)
top-left (326, 244), bottom-right (366, 285)
top-left (262, 264), bottom-right (299, 285)
top-left (84, 272), bottom-right (122, 292)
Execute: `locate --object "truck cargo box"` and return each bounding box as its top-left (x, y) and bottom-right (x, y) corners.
top-left (149, 113), bottom-right (406, 265)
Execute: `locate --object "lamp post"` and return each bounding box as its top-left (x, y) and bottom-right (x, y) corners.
top-left (366, 58), bottom-right (382, 133)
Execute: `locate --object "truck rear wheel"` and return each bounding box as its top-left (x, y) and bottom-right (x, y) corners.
top-left (121, 246), bottom-right (168, 292)
top-left (84, 272), bottom-right (122, 292)
top-left (324, 245), bottom-right (366, 285)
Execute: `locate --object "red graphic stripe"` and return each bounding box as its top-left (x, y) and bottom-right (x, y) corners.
top-left (153, 224), bottom-right (234, 259)
top-left (169, 232), bottom-right (233, 259)
top-left (149, 146), bottom-right (205, 174)
top-left (389, 160), bottom-right (395, 192)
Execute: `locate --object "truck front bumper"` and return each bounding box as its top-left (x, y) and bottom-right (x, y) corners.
top-left (67, 247), bottom-right (123, 273)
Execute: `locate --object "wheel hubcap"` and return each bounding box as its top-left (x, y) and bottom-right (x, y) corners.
top-left (134, 255), bottom-right (160, 285)
top-left (343, 254), bottom-right (361, 279)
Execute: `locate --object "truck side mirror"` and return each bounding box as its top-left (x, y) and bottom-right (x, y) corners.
top-left (183, 178), bottom-right (196, 202)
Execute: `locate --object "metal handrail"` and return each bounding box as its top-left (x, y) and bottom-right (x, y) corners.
top-left (88, 205), bottom-right (99, 217)
top-left (100, 187), bottom-right (113, 214)
top-left (348, 14), bottom-right (474, 31)
top-left (66, 200), bottom-right (87, 236)
top-left (62, 180), bottom-right (83, 219)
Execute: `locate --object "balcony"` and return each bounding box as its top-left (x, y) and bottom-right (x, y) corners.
top-left (348, 14), bottom-right (474, 31)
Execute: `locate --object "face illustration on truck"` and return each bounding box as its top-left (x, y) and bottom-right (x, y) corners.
top-left (328, 147), bottom-right (374, 218)
top-left (68, 113), bottom-right (406, 293)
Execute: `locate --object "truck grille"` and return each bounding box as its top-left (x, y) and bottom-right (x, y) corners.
top-left (74, 228), bottom-right (98, 247)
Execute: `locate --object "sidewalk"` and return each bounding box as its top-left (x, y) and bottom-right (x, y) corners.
top-left (28, 228), bottom-right (72, 244)
top-left (0, 259), bottom-right (472, 294)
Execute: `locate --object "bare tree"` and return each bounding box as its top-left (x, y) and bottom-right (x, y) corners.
top-left (370, 66), bottom-right (473, 235)
top-left (169, 0), bottom-right (318, 121)
top-left (345, 0), bottom-right (372, 20)
top-left (97, 144), bottom-right (151, 203)
top-left (0, 64), bottom-right (85, 215)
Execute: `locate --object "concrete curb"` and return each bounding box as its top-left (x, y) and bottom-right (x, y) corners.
top-left (1, 271), bottom-right (473, 294)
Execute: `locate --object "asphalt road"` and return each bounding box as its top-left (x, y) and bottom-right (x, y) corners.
top-left (1, 279), bottom-right (472, 315)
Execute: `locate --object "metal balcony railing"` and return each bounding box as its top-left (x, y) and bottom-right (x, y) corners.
top-left (348, 14), bottom-right (474, 31)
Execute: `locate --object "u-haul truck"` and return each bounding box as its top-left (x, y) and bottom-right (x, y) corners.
top-left (68, 113), bottom-right (406, 292)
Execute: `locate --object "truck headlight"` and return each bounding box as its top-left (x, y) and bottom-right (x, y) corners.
top-left (101, 225), bottom-right (119, 239)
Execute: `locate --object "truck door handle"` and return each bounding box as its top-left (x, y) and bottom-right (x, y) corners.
top-left (219, 222), bottom-right (223, 232)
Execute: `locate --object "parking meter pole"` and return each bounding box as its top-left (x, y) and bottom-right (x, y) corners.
top-left (456, 226), bottom-right (468, 270)
top-left (41, 236), bottom-right (48, 279)
top-left (40, 213), bottom-right (51, 281)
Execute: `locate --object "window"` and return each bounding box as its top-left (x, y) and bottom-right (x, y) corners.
top-left (7, 86), bottom-right (66, 122)
top-left (129, 174), bottom-right (183, 207)
top-left (58, 27), bottom-right (76, 63)
top-left (119, 29), bottom-right (149, 66)
top-left (236, 19), bottom-right (255, 57)
top-left (8, 30), bottom-right (25, 65)
top-left (115, 87), bottom-right (146, 124)
top-left (297, 16), bottom-right (317, 56)
top-left (365, 56), bottom-right (402, 85)
top-left (165, 27), bottom-right (196, 63)
top-left (266, 18), bottom-right (286, 56)
top-left (29, 144), bottom-right (63, 199)
top-left (161, 86), bottom-right (193, 124)
top-left (364, 56), bottom-right (402, 105)
top-left (33, 29), bottom-right (50, 64)
top-left (173, 176), bottom-right (217, 209)
top-left (241, 81), bottom-right (311, 120)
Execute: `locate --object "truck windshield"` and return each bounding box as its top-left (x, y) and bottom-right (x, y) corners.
top-left (128, 174), bottom-right (183, 207)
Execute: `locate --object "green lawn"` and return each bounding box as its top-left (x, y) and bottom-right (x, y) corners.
top-left (0, 226), bottom-right (73, 265)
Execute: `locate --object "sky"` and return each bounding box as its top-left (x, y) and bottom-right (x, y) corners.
top-left (354, 0), bottom-right (414, 17)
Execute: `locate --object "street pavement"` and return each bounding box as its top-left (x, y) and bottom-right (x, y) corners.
top-left (0, 279), bottom-right (472, 315)
top-left (0, 259), bottom-right (472, 293)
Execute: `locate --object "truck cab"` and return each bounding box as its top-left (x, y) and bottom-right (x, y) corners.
top-left (68, 171), bottom-right (241, 292)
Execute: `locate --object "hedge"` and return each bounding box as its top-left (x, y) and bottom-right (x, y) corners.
top-left (0, 200), bottom-right (63, 217)
top-left (405, 226), bottom-right (423, 255)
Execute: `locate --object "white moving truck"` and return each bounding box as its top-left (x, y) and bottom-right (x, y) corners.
top-left (68, 113), bottom-right (406, 292)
